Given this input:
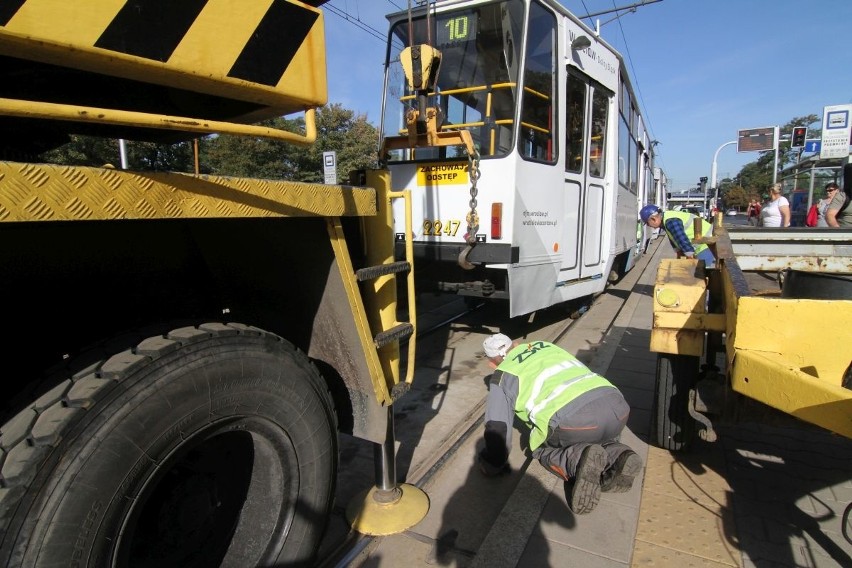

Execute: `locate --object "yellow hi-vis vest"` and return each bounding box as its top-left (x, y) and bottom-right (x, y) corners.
top-left (662, 210), bottom-right (712, 255)
top-left (496, 341), bottom-right (615, 450)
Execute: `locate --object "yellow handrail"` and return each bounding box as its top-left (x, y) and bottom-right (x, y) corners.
top-left (0, 97), bottom-right (318, 146)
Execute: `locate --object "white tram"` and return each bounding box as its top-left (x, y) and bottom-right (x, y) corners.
top-left (382, 0), bottom-right (658, 317)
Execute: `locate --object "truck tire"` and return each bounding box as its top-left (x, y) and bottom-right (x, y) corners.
top-left (0, 323), bottom-right (337, 567)
top-left (651, 353), bottom-right (699, 451)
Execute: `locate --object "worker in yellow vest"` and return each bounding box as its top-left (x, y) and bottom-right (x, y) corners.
top-left (640, 204), bottom-right (715, 267)
top-left (479, 334), bottom-right (641, 514)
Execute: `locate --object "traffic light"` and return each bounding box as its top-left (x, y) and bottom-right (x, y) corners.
top-left (791, 127), bottom-right (807, 148)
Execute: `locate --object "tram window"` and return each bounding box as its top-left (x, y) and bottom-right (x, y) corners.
top-left (519, 1), bottom-right (556, 163)
top-left (382, 1), bottom-right (525, 162)
top-left (565, 74), bottom-right (585, 173)
top-left (618, 115), bottom-right (630, 188)
top-left (589, 88), bottom-right (608, 178)
top-left (631, 142), bottom-right (640, 193)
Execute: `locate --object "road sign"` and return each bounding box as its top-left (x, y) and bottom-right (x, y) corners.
top-left (804, 139), bottom-right (821, 153)
top-left (323, 151), bottom-right (337, 185)
top-left (737, 126), bottom-right (776, 152)
top-left (820, 104), bottom-right (852, 159)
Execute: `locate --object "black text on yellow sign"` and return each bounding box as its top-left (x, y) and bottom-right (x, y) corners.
top-left (417, 163), bottom-right (468, 186)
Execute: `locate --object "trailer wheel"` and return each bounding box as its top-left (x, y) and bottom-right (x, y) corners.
top-left (651, 353), bottom-right (699, 451)
top-left (0, 323), bottom-right (337, 567)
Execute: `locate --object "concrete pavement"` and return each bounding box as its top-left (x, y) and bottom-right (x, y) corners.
top-left (329, 235), bottom-right (852, 567)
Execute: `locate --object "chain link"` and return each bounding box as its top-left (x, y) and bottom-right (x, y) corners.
top-left (465, 148), bottom-right (481, 245)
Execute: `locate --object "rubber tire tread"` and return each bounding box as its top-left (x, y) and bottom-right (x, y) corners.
top-left (0, 322), bottom-right (337, 567)
top-left (651, 353), bottom-right (699, 451)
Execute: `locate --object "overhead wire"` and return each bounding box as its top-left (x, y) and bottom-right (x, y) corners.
top-left (325, 0), bottom-right (406, 51)
top-left (607, 0), bottom-right (666, 174)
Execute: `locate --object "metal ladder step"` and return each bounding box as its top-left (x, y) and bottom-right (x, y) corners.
top-left (355, 261), bottom-right (411, 282)
top-left (373, 322), bottom-right (414, 349)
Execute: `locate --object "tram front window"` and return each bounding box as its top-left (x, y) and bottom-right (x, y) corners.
top-left (383, 0), bottom-right (524, 162)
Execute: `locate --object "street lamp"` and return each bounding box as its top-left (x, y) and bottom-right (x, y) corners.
top-left (711, 140), bottom-right (737, 205)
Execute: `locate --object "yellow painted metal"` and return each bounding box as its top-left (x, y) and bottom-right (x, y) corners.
top-left (732, 296), bottom-right (852, 386)
top-left (362, 170), bottom-right (402, 394)
top-left (0, 161), bottom-right (376, 223)
top-left (0, 0), bottom-right (327, 113)
top-left (732, 350), bottom-right (852, 439)
top-left (653, 312), bottom-right (726, 332)
top-left (0, 98), bottom-right (318, 145)
top-left (399, 45), bottom-right (442, 91)
top-left (326, 217), bottom-right (392, 406)
top-left (650, 259), bottom-right (709, 356)
top-left (388, 187), bottom-right (418, 388)
top-left (345, 484), bottom-right (430, 536)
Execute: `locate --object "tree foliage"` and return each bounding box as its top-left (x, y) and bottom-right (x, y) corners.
top-left (42, 136), bottom-right (195, 172)
top-left (723, 114), bottom-right (822, 202)
top-left (200, 103), bottom-right (379, 182)
top-left (37, 103), bottom-right (379, 183)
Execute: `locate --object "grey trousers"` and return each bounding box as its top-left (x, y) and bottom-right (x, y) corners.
top-left (532, 389), bottom-right (630, 480)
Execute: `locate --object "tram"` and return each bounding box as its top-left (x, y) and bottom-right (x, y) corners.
top-left (381, 0), bottom-right (659, 317)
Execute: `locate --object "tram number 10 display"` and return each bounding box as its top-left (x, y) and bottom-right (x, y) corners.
top-left (437, 13), bottom-right (477, 45)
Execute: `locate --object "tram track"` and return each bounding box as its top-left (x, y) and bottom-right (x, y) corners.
top-left (318, 239), bottom-right (663, 567)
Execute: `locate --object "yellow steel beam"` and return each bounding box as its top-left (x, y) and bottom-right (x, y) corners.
top-left (733, 296), bottom-right (851, 385)
top-left (653, 312), bottom-right (726, 332)
top-left (0, 161), bottom-right (376, 222)
top-left (0, 98), bottom-right (318, 145)
top-left (732, 349), bottom-right (852, 439)
top-left (326, 217), bottom-right (392, 406)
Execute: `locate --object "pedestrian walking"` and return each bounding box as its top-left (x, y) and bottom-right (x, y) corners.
top-left (478, 334), bottom-right (642, 514)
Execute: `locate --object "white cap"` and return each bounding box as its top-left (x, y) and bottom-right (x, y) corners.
top-left (483, 333), bottom-right (513, 358)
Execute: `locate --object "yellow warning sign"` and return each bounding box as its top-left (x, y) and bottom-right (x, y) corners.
top-left (416, 163), bottom-right (468, 186)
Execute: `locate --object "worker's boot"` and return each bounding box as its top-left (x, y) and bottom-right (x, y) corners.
top-left (600, 450), bottom-right (642, 493)
top-left (568, 444), bottom-right (606, 514)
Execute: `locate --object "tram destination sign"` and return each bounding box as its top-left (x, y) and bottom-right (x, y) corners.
top-left (737, 127), bottom-right (776, 152)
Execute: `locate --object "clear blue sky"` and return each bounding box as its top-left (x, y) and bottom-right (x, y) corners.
top-left (323, 0), bottom-right (852, 192)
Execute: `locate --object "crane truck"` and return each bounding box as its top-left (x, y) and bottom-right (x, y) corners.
top-left (0, 1), bottom-right (428, 565)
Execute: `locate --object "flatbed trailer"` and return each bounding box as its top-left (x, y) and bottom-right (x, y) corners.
top-left (650, 222), bottom-right (852, 450)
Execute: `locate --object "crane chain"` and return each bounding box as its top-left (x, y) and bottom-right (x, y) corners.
top-left (465, 149), bottom-right (481, 244)
top-left (458, 148), bottom-right (481, 270)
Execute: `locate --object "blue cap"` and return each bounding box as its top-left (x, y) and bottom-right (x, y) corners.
top-left (640, 204), bottom-right (661, 223)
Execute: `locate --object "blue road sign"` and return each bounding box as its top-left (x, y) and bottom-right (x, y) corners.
top-left (804, 139), bottom-right (821, 153)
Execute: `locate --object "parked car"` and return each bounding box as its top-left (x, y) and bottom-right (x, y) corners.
top-left (726, 209), bottom-right (738, 216)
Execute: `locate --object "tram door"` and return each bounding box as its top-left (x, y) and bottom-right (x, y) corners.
top-left (560, 70), bottom-right (610, 282)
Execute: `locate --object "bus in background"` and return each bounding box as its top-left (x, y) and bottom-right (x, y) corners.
top-left (382, 0), bottom-right (657, 317)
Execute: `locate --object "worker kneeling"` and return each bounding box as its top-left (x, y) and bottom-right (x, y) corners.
top-left (479, 334), bottom-right (642, 514)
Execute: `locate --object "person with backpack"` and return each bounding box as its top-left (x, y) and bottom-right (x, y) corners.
top-left (825, 182), bottom-right (852, 227)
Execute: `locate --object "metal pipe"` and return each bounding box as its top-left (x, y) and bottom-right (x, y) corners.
top-left (374, 406), bottom-right (398, 496)
top-left (711, 140), bottom-right (736, 204)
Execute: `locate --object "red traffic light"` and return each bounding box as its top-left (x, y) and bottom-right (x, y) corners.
top-left (791, 127), bottom-right (807, 148)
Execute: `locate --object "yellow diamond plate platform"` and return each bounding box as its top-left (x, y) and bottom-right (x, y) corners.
top-left (0, 161), bottom-right (376, 222)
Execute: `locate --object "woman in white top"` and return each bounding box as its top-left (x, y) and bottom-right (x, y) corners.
top-left (760, 183), bottom-right (791, 227)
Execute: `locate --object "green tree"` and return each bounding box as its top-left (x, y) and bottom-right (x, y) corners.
top-left (41, 135), bottom-right (194, 172)
top-left (201, 104), bottom-right (379, 182)
top-left (722, 185), bottom-right (749, 209)
top-left (733, 114), bottom-right (821, 197)
top-left (38, 103), bottom-right (377, 181)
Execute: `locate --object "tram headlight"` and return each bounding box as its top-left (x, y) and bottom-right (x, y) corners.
top-left (491, 203), bottom-right (503, 239)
